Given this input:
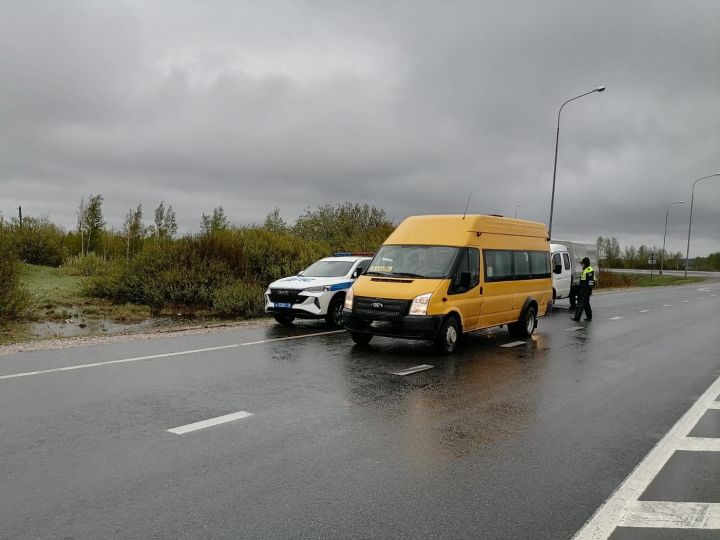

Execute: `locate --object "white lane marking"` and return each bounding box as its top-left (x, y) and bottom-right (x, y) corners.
top-left (167, 410), bottom-right (254, 435)
top-left (618, 501), bottom-right (720, 529)
top-left (677, 437), bottom-right (720, 452)
top-left (0, 330), bottom-right (345, 381)
top-left (681, 300), bottom-right (690, 303)
top-left (708, 401), bottom-right (720, 410)
top-left (697, 297), bottom-right (705, 300)
top-left (573, 373), bottom-right (720, 538)
top-left (608, 316), bottom-right (623, 320)
top-left (500, 341), bottom-right (527, 348)
top-left (663, 304), bottom-right (673, 307)
top-left (392, 364), bottom-right (434, 376)
top-left (698, 288), bottom-right (712, 292)
top-left (712, 294), bottom-right (718, 297)
top-left (565, 326), bottom-right (584, 331)
top-left (240, 330), bottom-right (344, 346)
top-left (638, 310), bottom-right (650, 313)
top-left (0, 344), bottom-right (240, 381)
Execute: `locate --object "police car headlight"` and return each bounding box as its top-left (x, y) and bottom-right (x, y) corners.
top-left (344, 288), bottom-right (354, 310)
top-left (409, 293), bottom-right (432, 316)
top-left (303, 285), bottom-right (331, 292)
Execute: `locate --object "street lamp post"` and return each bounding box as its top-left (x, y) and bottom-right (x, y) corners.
top-left (660, 201), bottom-right (683, 276)
top-left (548, 86), bottom-right (606, 238)
top-left (684, 173), bottom-right (720, 277)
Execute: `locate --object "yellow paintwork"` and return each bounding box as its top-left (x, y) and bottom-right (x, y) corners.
top-left (352, 214), bottom-right (553, 333)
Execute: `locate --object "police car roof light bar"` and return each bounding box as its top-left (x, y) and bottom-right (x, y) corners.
top-left (333, 252), bottom-right (375, 257)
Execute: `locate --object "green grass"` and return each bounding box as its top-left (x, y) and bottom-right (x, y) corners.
top-left (598, 272), bottom-right (705, 289)
top-left (19, 263), bottom-right (152, 323)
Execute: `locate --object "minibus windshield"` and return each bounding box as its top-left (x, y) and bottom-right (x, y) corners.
top-left (366, 245), bottom-right (460, 279)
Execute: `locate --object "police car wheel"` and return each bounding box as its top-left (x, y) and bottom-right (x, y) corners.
top-left (325, 296), bottom-right (345, 328)
top-left (273, 314), bottom-right (295, 326)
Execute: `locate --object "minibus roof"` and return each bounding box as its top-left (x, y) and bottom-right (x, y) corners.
top-left (384, 214), bottom-right (549, 246)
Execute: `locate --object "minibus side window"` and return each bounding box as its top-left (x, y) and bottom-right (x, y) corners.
top-left (484, 250), bottom-right (513, 282)
top-left (530, 251), bottom-right (551, 278)
top-left (449, 248), bottom-right (480, 294)
top-left (514, 251), bottom-right (531, 279)
top-left (563, 253), bottom-right (571, 270)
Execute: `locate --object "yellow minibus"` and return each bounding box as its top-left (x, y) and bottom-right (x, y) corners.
top-left (343, 214), bottom-right (553, 353)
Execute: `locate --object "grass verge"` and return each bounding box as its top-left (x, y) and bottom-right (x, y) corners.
top-left (598, 272), bottom-right (705, 289)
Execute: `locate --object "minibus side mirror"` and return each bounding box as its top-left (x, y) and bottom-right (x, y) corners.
top-left (554, 264), bottom-right (562, 275)
top-left (459, 271), bottom-right (472, 289)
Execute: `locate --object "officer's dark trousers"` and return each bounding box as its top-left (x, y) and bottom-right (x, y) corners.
top-left (573, 289), bottom-right (592, 321)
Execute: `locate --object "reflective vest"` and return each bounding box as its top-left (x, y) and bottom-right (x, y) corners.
top-left (580, 266), bottom-right (595, 288)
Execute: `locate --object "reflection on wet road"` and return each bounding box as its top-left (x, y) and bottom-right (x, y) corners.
top-left (0, 284), bottom-right (719, 539)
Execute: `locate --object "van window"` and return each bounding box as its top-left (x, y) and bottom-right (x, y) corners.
top-left (449, 248), bottom-right (480, 294)
top-left (484, 250), bottom-right (513, 281)
top-left (514, 252), bottom-right (531, 278)
top-left (366, 245), bottom-right (460, 279)
top-left (530, 251), bottom-right (551, 278)
top-left (552, 252), bottom-right (562, 270)
top-left (563, 253), bottom-right (570, 270)
top-left (484, 250), bottom-right (551, 282)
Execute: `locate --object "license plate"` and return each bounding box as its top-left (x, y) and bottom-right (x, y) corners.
top-left (275, 303), bottom-right (292, 309)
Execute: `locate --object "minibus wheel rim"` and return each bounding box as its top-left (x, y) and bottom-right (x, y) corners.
top-left (446, 325), bottom-right (457, 345)
top-left (525, 308), bottom-right (536, 334)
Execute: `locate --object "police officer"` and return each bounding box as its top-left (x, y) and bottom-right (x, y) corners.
top-left (572, 257), bottom-right (595, 321)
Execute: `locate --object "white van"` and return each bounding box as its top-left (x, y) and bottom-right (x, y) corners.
top-left (550, 243), bottom-right (572, 302)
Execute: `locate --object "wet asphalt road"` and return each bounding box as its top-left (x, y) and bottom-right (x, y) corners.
top-left (1, 284), bottom-right (719, 539)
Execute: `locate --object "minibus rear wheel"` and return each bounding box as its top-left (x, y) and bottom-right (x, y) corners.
top-left (435, 316), bottom-right (460, 354)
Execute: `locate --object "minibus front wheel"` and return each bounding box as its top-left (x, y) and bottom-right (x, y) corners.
top-left (435, 315), bottom-right (461, 354)
top-left (350, 332), bottom-right (373, 347)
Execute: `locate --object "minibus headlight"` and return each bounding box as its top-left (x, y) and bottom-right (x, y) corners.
top-left (409, 293), bottom-right (432, 316)
top-left (344, 288), bottom-right (354, 310)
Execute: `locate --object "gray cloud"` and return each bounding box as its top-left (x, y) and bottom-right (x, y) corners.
top-left (1, 0), bottom-right (718, 255)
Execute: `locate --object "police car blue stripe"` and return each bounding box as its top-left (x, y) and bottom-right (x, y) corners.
top-left (329, 282), bottom-right (353, 291)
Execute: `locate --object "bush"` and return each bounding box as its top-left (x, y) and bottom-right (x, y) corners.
top-left (0, 216), bottom-right (67, 266)
top-left (62, 253), bottom-right (114, 276)
top-left (0, 250), bottom-right (30, 318)
top-left (212, 281), bottom-right (265, 318)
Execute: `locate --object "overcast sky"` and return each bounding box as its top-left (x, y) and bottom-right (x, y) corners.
top-left (1, 0), bottom-right (718, 256)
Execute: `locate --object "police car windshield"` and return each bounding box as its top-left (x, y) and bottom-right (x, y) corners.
top-left (366, 245), bottom-right (460, 279)
top-left (302, 261), bottom-right (354, 277)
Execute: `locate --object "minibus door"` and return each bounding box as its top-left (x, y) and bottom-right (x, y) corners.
top-left (447, 248), bottom-right (482, 331)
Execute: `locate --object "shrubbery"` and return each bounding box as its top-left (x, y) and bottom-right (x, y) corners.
top-left (62, 253), bottom-right (113, 276)
top-left (0, 248), bottom-right (29, 318)
top-left (0, 217), bottom-right (67, 266)
top-left (212, 281), bottom-right (265, 318)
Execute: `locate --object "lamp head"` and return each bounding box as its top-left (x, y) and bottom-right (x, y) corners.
top-left (595, 86), bottom-right (606, 92)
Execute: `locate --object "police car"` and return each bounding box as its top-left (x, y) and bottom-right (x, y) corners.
top-left (265, 253), bottom-right (373, 328)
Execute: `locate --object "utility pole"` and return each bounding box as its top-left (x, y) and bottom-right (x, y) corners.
top-left (18, 206), bottom-right (23, 227)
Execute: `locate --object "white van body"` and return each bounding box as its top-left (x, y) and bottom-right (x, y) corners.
top-left (551, 240), bottom-right (600, 306)
top-left (550, 243), bottom-right (572, 300)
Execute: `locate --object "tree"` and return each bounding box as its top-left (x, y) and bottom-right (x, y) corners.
top-left (293, 202), bottom-right (392, 249)
top-left (623, 245), bottom-right (637, 268)
top-left (152, 201), bottom-right (178, 240)
top-left (122, 205), bottom-right (146, 258)
top-left (264, 207), bottom-right (288, 233)
top-left (200, 206), bottom-right (231, 235)
top-left (77, 194), bottom-right (106, 254)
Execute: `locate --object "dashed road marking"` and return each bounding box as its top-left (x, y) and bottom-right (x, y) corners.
top-left (608, 316), bottom-right (623, 320)
top-left (0, 330), bottom-right (346, 381)
top-left (708, 401), bottom-right (720, 410)
top-left (663, 304), bottom-right (673, 307)
top-left (681, 300), bottom-right (690, 303)
top-left (500, 341), bottom-right (527, 348)
top-left (573, 373), bottom-right (720, 538)
top-left (698, 297), bottom-right (705, 300)
top-left (167, 410), bottom-right (254, 435)
top-left (392, 364), bottom-right (434, 376)
top-left (638, 310), bottom-right (650, 313)
top-left (619, 501), bottom-right (720, 529)
top-left (565, 327), bottom-right (584, 331)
